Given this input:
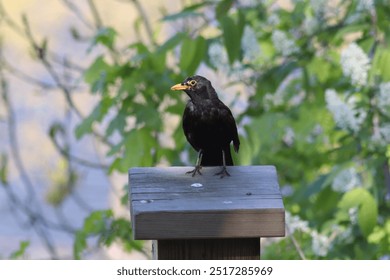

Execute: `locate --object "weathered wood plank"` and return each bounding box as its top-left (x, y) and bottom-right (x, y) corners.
top-left (129, 166), bottom-right (285, 240)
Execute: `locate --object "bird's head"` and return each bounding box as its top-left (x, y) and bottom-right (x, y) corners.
top-left (171, 75), bottom-right (217, 101)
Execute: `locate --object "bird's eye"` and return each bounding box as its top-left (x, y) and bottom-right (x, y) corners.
top-left (189, 80), bottom-right (197, 86)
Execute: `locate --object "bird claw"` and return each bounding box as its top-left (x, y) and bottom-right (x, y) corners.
top-left (186, 166), bottom-right (202, 177)
top-left (214, 167), bottom-right (230, 178)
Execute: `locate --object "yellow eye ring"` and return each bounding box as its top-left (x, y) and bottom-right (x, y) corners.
top-left (189, 80), bottom-right (197, 86)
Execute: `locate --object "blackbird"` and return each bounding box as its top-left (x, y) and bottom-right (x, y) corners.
top-left (171, 75), bottom-right (240, 178)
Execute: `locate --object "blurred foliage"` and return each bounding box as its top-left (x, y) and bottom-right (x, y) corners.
top-left (9, 241), bottom-right (30, 259)
top-left (73, 210), bottom-right (144, 259)
top-left (1, 0), bottom-right (389, 259)
top-left (74, 0), bottom-right (390, 259)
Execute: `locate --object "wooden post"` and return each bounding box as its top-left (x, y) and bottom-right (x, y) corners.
top-left (129, 166), bottom-right (285, 260)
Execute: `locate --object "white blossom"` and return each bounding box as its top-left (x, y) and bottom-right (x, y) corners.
top-left (303, 16), bottom-right (319, 35)
top-left (311, 231), bottom-right (331, 257)
top-left (264, 70), bottom-right (304, 110)
top-left (241, 26), bottom-right (261, 63)
top-left (378, 82), bottom-right (390, 117)
top-left (208, 42), bottom-right (250, 79)
top-left (280, 184), bottom-right (294, 197)
top-left (340, 43), bottom-right (371, 87)
top-left (310, 0), bottom-right (328, 17)
top-left (289, 91), bottom-right (306, 107)
top-left (237, 0), bottom-right (258, 8)
top-left (263, 92), bottom-right (283, 110)
top-left (357, 0), bottom-right (375, 12)
top-left (285, 212), bottom-right (310, 234)
top-left (337, 226), bottom-right (354, 243)
top-left (283, 127), bottom-right (295, 146)
top-left (371, 124), bottom-right (390, 148)
top-left (271, 30), bottom-right (299, 57)
top-left (325, 89), bottom-right (367, 133)
top-left (208, 42), bottom-right (229, 72)
top-left (267, 13), bottom-right (280, 26)
top-left (349, 207), bottom-right (359, 225)
top-left (332, 167), bottom-right (360, 192)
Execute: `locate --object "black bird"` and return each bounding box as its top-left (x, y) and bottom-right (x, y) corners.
top-left (171, 75), bottom-right (240, 178)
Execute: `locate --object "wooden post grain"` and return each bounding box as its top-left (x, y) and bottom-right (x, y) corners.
top-left (129, 166), bottom-right (285, 260)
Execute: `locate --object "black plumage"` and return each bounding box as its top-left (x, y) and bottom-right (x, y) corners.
top-left (171, 75), bottom-right (240, 178)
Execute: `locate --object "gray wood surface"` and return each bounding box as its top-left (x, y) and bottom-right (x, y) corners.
top-left (129, 166), bottom-right (285, 240)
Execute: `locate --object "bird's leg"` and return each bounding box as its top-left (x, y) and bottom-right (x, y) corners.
top-left (186, 150), bottom-right (203, 177)
top-left (214, 150), bottom-right (231, 178)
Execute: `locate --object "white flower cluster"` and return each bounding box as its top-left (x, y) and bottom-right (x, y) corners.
top-left (371, 124), bottom-right (390, 148)
top-left (357, 0), bottom-right (375, 12)
top-left (271, 30), bottom-right (299, 57)
top-left (285, 211), bottom-right (310, 235)
top-left (311, 231), bottom-right (331, 257)
top-left (267, 13), bottom-right (280, 26)
top-left (332, 167), bottom-right (360, 192)
top-left (208, 42), bottom-right (229, 72)
top-left (237, 0), bottom-right (260, 8)
top-left (241, 26), bottom-right (261, 63)
top-left (208, 42), bottom-right (251, 79)
top-left (340, 43), bottom-right (371, 87)
top-left (378, 82), bottom-right (390, 117)
top-left (348, 207), bottom-right (359, 225)
top-left (310, 0), bottom-right (327, 16)
top-left (286, 211), bottom-right (346, 257)
top-left (325, 89), bottom-right (367, 133)
top-left (283, 127), bottom-right (295, 147)
top-left (303, 16), bottom-right (319, 35)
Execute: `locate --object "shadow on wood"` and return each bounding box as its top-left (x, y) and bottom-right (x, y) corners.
top-left (129, 166), bottom-right (285, 260)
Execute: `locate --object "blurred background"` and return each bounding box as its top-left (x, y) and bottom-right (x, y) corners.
top-left (0, 0), bottom-right (389, 260)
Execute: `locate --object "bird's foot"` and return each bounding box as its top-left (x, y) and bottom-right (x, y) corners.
top-left (214, 166), bottom-right (231, 178)
top-left (186, 166), bottom-right (202, 177)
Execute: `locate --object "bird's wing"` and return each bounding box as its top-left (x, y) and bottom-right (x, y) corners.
top-left (216, 100), bottom-right (240, 153)
top-left (182, 102), bottom-right (200, 151)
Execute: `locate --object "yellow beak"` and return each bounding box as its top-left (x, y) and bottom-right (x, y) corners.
top-left (170, 83), bottom-right (190, 91)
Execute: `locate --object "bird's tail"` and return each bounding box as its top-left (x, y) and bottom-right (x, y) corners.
top-left (202, 146), bottom-right (233, 166)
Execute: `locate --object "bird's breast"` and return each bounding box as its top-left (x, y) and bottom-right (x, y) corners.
top-left (185, 101), bottom-right (218, 122)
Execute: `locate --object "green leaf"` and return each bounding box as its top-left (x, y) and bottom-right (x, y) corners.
top-left (133, 102), bottom-right (163, 130)
top-left (358, 194), bottom-right (378, 237)
top-left (109, 128), bottom-right (156, 173)
top-left (339, 188), bottom-right (378, 237)
top-left (179, 36), bottom-right (198, 72)
top-left (220, 16), bottom-right (241, 64)
top-left (162, 10), bottom-right (202, 22)
top-left (187, 36), bottom-right (207, 75)
top-left (83, 210), bottom-right (113, 234)
top-left (368, 226), bottom-right (386, 244)
top-left (157, 32), bottom-right (186, 54)
top-left (73, 210), bottom-right (113, 259)
top-left (92, 27), bottom-right (117, 49)
top-left (338, 188), bottom-right (366, 209)
top-left (73, 231), bottom-right (87, 260)
top-left (84, 56), bottom-right (112, 94)
top-left (0, 154), bottom-right (8, 185)
top-left (215, 0), bottom-right (234, 19)
top-left (9, 241), bottom-right (30, 259)
top-left (307, 57), bottom-right (331, 83)
top-left (370, 46), bottom-right (390, 82)
top-left (106, 111), bottom-right (126, 137)
top-left (74, 96), bottom-right (113, 139)
top-left (333, 24), bottom-right (369, 44)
